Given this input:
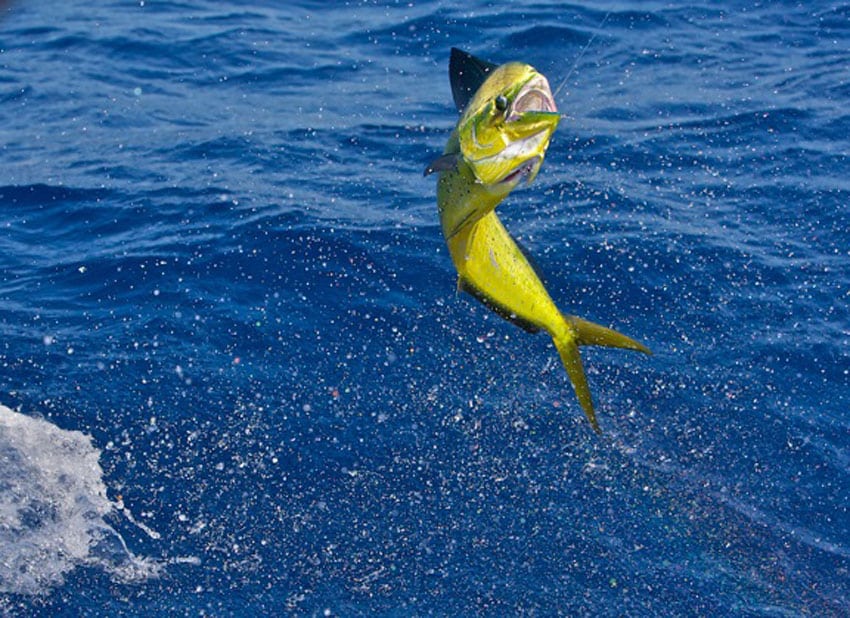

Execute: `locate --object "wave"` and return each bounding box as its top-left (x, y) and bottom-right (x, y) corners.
top-left (0, 404), bottom-right (162, 596)
top-left (0, 184), bottom-right (109, 206)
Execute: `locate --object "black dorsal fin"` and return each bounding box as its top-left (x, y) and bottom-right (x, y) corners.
top-left (449, 48), bottom-right (498, 113)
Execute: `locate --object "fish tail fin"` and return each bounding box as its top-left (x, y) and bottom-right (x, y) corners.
top-left (554, 316), bottom-right (651, 433)
top-left (567, 315), bottom-right (652, 355)
top-left (554, 333), bottom-right (601, 433)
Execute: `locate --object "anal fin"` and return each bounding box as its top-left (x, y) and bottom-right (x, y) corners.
top-left (458, 276), bottom-right (541, 334)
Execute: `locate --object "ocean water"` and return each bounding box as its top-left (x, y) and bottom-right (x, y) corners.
top-left (1, 0), bottom-right (848, 615)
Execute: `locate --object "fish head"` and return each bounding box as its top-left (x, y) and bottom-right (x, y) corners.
top-left (456, 62), bottom-right (560, 187)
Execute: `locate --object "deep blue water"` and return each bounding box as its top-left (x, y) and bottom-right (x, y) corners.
top-left (1, 0), bottom-right (848, 615)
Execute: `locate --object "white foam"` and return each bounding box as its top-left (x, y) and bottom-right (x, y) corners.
top-left (0, 404), bottom-right (161, 595)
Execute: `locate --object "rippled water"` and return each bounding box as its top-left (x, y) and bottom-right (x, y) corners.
top-left (1, 1), bottom-right (848, 615)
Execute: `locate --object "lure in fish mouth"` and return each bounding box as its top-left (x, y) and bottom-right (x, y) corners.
top-left (426, 48), bottom-right (651, 433)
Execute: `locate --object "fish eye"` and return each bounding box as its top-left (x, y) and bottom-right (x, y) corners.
top-left (494, 95), bottom-right (508, 112)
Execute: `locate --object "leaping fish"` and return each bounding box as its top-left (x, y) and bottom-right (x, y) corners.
top-left (426, 48), bottom-right (651, 432)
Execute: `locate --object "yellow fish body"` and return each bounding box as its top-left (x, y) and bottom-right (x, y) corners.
top-left (427, 49), bottom-right (650, 432)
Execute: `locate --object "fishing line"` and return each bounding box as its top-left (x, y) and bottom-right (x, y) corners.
top-left (553, 10), bottom-right (612, 101)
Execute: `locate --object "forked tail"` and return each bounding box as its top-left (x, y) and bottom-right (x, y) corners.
top-left (554, 316), bottom-right (651, 433)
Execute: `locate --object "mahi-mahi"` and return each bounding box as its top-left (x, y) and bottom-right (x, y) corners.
top-left (426, 48), bottom-right (651, 432)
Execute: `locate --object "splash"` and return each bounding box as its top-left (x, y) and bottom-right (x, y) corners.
top-left (0, 404), bottom-right (160, 595)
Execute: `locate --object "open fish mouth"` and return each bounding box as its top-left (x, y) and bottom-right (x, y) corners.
top-left (492, 76), bottom-right (557, 184)
top-left (509, 80), bottom-right (558, 118)
top-left (454, 65), bottom-right (560, 186)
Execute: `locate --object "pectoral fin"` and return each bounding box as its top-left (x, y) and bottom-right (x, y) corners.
top-left (424, 153), bottom-right (460, 176)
